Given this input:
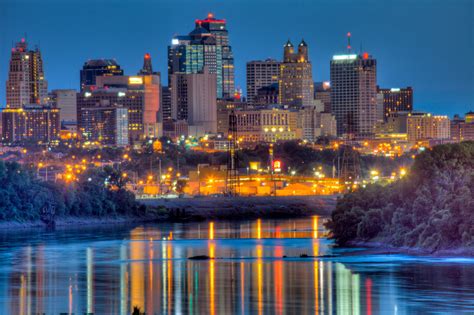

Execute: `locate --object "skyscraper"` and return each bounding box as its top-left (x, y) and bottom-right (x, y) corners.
top-left (170, 67), bottom-right (217, 136)
top-left (168, 13), bottom-right (234, 99)
top-left (378, 87), bottom-right (413, 121)
top-left (6, 38), bottom-right (48, 108)
top-left (80, 59), bottom-right (124, 91)
top-left (246, 59), bottom-right (281, 105)
top-left (330, 53), bottom-right (377, 138)
top-left (279, 40), bottom-right (314, 108)
top-left (48, 89), bottom-right (77, 123)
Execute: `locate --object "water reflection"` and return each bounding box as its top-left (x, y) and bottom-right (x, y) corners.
top-left (0, 217), bottom-right (473, 314)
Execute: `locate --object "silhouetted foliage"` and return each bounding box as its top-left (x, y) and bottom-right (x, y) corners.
top-left (0, 161), bottom-right (143, 222)
top-left (327, 142), bottom-right (474, 252)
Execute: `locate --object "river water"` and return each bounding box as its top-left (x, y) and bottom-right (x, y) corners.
top-left (0, 217), bottom-right (473, 314)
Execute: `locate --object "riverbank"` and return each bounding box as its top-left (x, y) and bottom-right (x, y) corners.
top-left (0, 195), bottom-right (338, 230)
top-left (349, 240), bottom-right (474, 257)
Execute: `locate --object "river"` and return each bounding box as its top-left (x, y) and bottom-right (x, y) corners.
top-left (0, 217), bottom-right (473, 314)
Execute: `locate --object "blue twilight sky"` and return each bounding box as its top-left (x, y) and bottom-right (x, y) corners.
top-left (0, 0), bottom-right (472, 116)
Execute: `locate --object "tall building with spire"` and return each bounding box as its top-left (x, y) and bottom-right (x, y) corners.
top-left (168, 13), bottom-right (235, 99)
top-left (139, 53), bottom-right (154, 75)
top-left (279, 40), bottom-right (314, 108)
top-left (6, 38), bottom-right (48, 108)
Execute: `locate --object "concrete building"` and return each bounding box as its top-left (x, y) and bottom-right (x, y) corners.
top-left (407, 112), bottom-right (450, 141)
top-left (6, 39), bottom-right (48, 108)
top-left (170, 67), bottom-right (217, 136)
top-left (216, 98), bottom-right (246, 135)
top-left (234, 105), bottom-right (299, 143)
top-left (375, 111), bottom-right (410, 135)
top-left (279, 40), bottom-right (314, 108)
top-left (330, 53), bottom-right (378, 138)
top-left (255, 84), bottom-right (279, 107)
top-left (168, 13), bottom-right (234, 99)
top-left (246, 59), bottom-right (281, 105)
top-left (314, 81), bottom-right (331, 113)
top-left (80, 59), bottom-right (123, 91)
top-left (378, 87), bottom-right (413, 121)
top-left (79, 106), bottom-right (128, 146)
top-left (48, 89), bottom-right (77, 123)
top-left (1, 105), bottom-right (60, 144)
top-left (451, 112), bottom-right (474, 142)
top-left (160, 86), bottom-right (172, 122)
top-left (299, 100), bottom-right (337, 141)
top-left (77, 74), bottom-right (161, 143)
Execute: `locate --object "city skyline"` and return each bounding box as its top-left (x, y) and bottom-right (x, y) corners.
top-left (0, 0), bottom-right (472, 117)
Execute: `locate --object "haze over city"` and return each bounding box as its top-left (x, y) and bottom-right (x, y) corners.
top-left (1, 0), bottom-right (472, 116)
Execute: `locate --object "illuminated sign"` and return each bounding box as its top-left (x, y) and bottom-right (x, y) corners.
top-left (332, 54), bottom-right (357, 61)
top-left (128, 77), bottom-right (143, 85)
top-left (390, 88), bottom-right (401, 92)
top-left (171, 38), bottom-right (180, 45)
top-left (273, 160), bottom-right (282, 173)
top-left (118, 92), bottom-right (126, 97)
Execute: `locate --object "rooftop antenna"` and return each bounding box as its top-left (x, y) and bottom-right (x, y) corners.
top-left (347, 32), bottom-right (351, 53)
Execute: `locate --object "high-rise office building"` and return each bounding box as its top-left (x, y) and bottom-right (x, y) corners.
top-left (451, 112), bottom-right (474, 142)
top-left (246, 59), bottom-right (281, 105)
top-left (1, 105), bottom-right (60, 144)
top-left (170, 67), bottom-right (217, 136)
top-left (80, 59), bottom-right (124, 91)
top-left (279, 40), bottom-right (314, 108)
top-left (6, 39), bottom-right (48, 108)
top-left (77, 74), bottom-right (160, 142)
top-left (330, 53), bottom-right (378, 138)
top-left (138, 53), bottom-right (155, 75)
top-left (255, 84), bottom-right (279, 107)
top-left (48, 89), bottom-right (77, 123)
top-left (168, 13), bottom-right (234, 99)
top-left (378, 87), bottom-right (413, 121)
top-left (79, 106), bottom-right (129, 146)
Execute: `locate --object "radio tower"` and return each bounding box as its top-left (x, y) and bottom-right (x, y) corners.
top-left (337, 112), bottom-right (361, 186)
top-left (226, 110), bottom-right (240, 196)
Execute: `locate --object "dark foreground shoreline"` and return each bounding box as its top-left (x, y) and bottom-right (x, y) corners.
top-left (0, 195), bottom-right (338, 230)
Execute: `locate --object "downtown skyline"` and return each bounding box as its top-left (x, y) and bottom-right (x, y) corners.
top-left (0, 0), bottom-right (472, 117)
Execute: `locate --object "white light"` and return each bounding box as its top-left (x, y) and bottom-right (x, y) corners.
top-left (118, 92), bottom-right (126, 97)
top-left (84, 92), bottom-right (91, 97)
top-left (390, 88), bottom-right (401, 92)
top-left (171, 38), bottom-right (179, 45)
top-left (332, 54), bottom-right (357, 61)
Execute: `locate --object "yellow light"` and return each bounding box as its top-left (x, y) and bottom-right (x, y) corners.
top-left (400, 168), bottom-right (407, 177)
top-left (128, 76), bottom-right (143, 84)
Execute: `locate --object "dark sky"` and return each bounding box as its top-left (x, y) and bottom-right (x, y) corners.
top-left (1, 0), bottom-right (472, 116)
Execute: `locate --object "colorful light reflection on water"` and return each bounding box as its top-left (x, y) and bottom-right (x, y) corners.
top-left (0, 216), bottom-right (473, 314)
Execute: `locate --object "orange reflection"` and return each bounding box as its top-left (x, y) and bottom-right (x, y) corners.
top-left (130, 228), bottom-right (144, 313)
top-left (313, 216), bottom-right (319, 239)
top-left (314, 261), bottom-right (319, 314)
top-left (274, 246), bottom-right (283, 315)
top-left (257, 219), bottom-right (262, 239)
top-left (209, 241), bottom-right (216, 315)
top-left (209, 222), bottom-right (215, 240)
top-left (257, 244), bottom-right (263, 315)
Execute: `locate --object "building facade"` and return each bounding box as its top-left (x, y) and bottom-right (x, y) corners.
top-left (378, 87), bottom-right (413, 121)
top-left (246, 59), bottom-right (281, 105)
top-left (79, 106), bottom-right (128, 146)
top-left (6, 39), bottom-right (48, 108)
top-left (330, 53), bottom-right (378, 138)
top-left (407, 112), bottom-right (450, 141)
top-left (48, 89), bottom-right (77, 123)
top-left (2, 105), bottom-right (60, 144)
top-left (77, 74), bottom-right (160, 143)
top-left (314, 81), bottom-right (331, 113)
top-left (80, 59), bottom-right (124, 91)
top-left (279, 40), bottom-right (314, 108)
top-left (235, 105), bottom-right (299, 143)
top-left (168, 14), bottom-right (234, 99)
top-left (170, 67), bottom-right (217, 136)
top-left (451, 112), bottom-right (474, 142)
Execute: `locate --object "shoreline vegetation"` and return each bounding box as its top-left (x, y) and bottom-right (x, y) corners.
top-left (326, 142), bottom-right (474, 256)
top-left (0, 156), bottom-right (337, 231)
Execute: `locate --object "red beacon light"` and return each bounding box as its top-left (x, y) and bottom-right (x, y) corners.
top-left (363, 52), bottom-right (369, 60)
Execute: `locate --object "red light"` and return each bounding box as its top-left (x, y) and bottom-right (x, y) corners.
top-left (363, 52), bottom-right (369, 59)
top-left (144, 53), bottom-right (150, 59)
top-left (347, 45), bottom-right (351, 50)
top-left (207, 13), bottom-right (214, 19)
top-left (347, 32), bottom-right (351, 37)
top-left (21, 38), bottom-right (25, 43)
